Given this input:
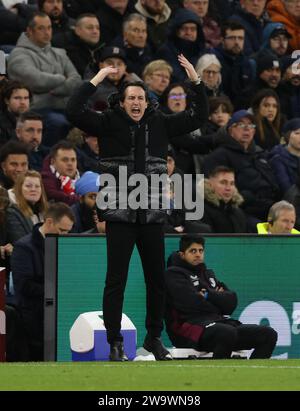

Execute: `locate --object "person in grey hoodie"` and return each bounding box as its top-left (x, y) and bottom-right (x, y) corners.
top-left (7, 12), bottom-right (82, 145)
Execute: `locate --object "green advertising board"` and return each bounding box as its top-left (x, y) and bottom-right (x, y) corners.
top-left (55, 235), bottom-right (300, 361)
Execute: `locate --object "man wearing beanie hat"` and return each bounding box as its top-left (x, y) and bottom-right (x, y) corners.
top-left (67, 54), bottom-right (208, 362)
top-left (71, 171), bottom-right (105, 233)
top-left (269, 118), bottom-right (300, 193)
top-left (236, 53), bottom-right (282, 109)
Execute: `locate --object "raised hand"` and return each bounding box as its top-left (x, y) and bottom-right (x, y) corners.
top-left (90, 66), bottom-right (118, 87)
top-left (178, 54), bottom-right (198, 82)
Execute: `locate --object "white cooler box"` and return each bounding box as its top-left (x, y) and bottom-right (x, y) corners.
top-left (70, 311), bottom-right (136, 361)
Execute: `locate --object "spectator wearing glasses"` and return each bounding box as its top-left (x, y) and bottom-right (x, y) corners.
top-left (195, 53), bottom-right (222, 97)
top-left (159, 82), bottom-right (216, 175)
top-left (143, 59), bottom-right (173, 102)
top-left (257, 200), bottom-right (300, 234)
top-left (213, 20), bottom-right (254, 107)
top-left (267, 0), bottom-right (300, 53)
top-left (203, 110), bottom-right (280, 222)
top-left (259, 23), bottom-right (291, 58)
top-left (156, 8), bottom-right (205, 82)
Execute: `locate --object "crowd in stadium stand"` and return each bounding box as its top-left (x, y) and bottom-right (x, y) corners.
top-left (1, 0), bottom-right (300, 361)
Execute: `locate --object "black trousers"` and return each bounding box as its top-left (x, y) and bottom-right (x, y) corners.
top-left (197, 322), bottom-right (278, 359)
top-left (103, 221), bottom-right (165, 344)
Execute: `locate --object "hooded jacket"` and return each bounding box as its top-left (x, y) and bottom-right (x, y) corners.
top-left (267, 0), bottom-right (300, 53)
top-left (66, 80), bottom-right (208, 223)
top-left (135, 0), bottom-right (171, 52)
top-left (7, 32), bottom-right (82, 110)
top-left (156, 9), bottom-right (205, 82)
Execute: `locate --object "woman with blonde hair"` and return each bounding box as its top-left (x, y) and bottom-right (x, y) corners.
top-left (195, 54), bottom-right (222, 97)
top-left (142, 60), bottom-right (173, 102)
top-left (6, 170), bottom-right (48, 244)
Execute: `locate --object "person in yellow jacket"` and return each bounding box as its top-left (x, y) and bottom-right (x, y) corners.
top-left (257, 200), bottom-right (300, 234)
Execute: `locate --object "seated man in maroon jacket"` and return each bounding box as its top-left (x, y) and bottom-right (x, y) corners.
top-left (165, 234), bottom-right (277, 359)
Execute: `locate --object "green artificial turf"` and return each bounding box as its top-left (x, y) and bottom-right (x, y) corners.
top-left (0, 360), bottom-right (300, 391)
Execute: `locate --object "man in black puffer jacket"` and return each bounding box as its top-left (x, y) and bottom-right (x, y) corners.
top-left (165, 235), bottom-right (277, 359)
top-left (66, 54), bottom-right (208, 361)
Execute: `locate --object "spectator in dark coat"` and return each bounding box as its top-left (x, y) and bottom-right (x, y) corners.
top-left (183, 0), bottom-right (222, 48)
top-left (269, 118), bottom-right (300, 194)
top-left (77, 133), bottom-right (100, 173)
top-left (15, 111), bottom-right (49, 172)
top-left (53, 13), bottom-right (104, 78)
top-left (134, 0), bottom-right (172, 52)
top-left (0, 186), bottom-right (12, 279)
top-left (203, 110), bottom-right (280, 221)
top-left (95, 0), bottom-right (135, 46)
top-left (213, 20), bottom-right (254, 107)
top-left (0, 81), bottom-right (32, 148)
top-left (38, 0), bottom-right (75, 41)
top-left (200, 166), bottom-right (248, 233)
top-left (156, 8), bottom-right (205, 82)
top-left (278, 55), bottom-right (300, 120)
top-left (0, 3), bottom-right (34, 47)
top-left (110, 13), bottom-right (153, 77)
top-left (229, 0), bottom-right (270, 56)
top-left (236, 53), bottom-right (282, 109)
top-left (0, 141), bottom-right (29, 190)
top-left (11, 202), bottom-right (74, 360)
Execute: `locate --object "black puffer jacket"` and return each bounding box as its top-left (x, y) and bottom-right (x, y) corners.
top-left (66, 81), bottom-right (208, 223)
